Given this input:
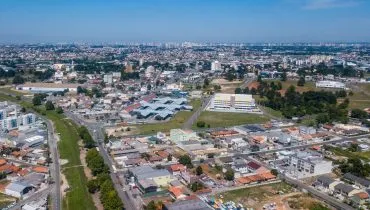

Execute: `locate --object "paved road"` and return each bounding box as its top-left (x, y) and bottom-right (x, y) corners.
top-left (64, 111), bottom-right (138, 210)
top-left (242, 133), bottom-right (370, 156)
top-left (43, 118), bottom-right (61, 210)
top-left (249, 149), bottom-right (355, 210)
top-left (182, 96), bottom-right (211, 129)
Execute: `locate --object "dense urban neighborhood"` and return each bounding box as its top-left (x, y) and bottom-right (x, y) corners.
top-left (1, 42), bottom-right (370, 210)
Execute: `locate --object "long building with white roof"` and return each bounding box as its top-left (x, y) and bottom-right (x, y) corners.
top-left (207, 93), bottom-right (260, 113)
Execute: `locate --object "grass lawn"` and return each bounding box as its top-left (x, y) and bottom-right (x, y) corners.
top-left (329, 147), bottom-right (370, 161)
top-left (194, 111), bottom-right (270, 128)
top-left (135, 99), bottom-right (202, 134)
top-left (359, 83), bottom-right (370, 93)
top-left (259, 106), bottom-right (284, 119)
top-left (0, 93), bottom-right (95, 210)
top-left (45, 111), bottom-right (96, 210)
top-left (266, 80), bottom-right (317, 94)
top-left (0, 193), bottom-right (16, 209)
top-left (0, 86), bottom-right (28, 96)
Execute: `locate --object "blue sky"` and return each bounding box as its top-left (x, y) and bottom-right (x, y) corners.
top-left (0, 0), bottom-right (370, 43)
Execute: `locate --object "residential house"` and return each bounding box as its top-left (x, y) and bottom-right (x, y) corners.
top-left (334, 183), bottom-right (359, 198)
top-left (315, 175), bottom-right (339, 191)
top-left (169, 164), bottom-right (186, 176)
top-left (343, 173), bottom-right (370, 188)
top-left (350, 192), bottom-right (369, 207)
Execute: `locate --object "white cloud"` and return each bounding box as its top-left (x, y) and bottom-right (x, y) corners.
top-left (303, 0), bottom-right (360, 9)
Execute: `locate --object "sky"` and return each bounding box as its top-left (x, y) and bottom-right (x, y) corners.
top-left (0, 0), bottom-right (370, 43)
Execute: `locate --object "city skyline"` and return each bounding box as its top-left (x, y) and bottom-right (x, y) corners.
top-left (1, 0), bottom-right (370, 43)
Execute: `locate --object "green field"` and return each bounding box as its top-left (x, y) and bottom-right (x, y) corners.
top-left (194, 111), bottom-right (270, 128)
top-left (0, 93), bottom-right (96, 210)
top-left (0, 86), bottom-right (28, 97)
top-left (329, 147), bottom-right (370, 161)
top-left (258, 106), bottom-right (284, 119)
top-left (267, 80), bottom-right (317, 93)
top-left (135, 99), bottom-right (202, 134)
top-left (46, 111), bottom-right (96, 210)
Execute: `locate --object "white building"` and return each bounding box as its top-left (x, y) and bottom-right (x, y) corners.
top-left (103, 74), bottom-right (113, 84)
top-left (316, 81), bottom-right (346, 89)
top-left (0, 102), bottom-right (36, 131)
top-left (288, 152), bottom-right (333, 179)
top-left (211, 60), bottom-right (221, 71)
top-left (24, 135), bottom-right (45, 148)
top-left (207, 93), bottom-right (260, 113)
top-left (17, 82), bottom-right (79, 93)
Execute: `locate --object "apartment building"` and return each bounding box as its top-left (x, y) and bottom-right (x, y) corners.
top-left (288, 152), bottom-right (333, 178)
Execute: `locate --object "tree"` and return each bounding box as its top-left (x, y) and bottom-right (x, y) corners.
top-left (257, 75), bottom-right (262, 83)
top-left (77, 86), bottom-right (85, 94)
top-left (250, 87), bottom-right (257, 95)
top-left (204, 78), bottom-right (210, 87)
top-left (167, 154), bottom-right (172, 161)
top-left (224, 168), bottom-right (235, 181)
top-left (32, 95), bottom-right (42, 106)
top-left (234, 87), bottom-right (242, 94)
top-left (281, 72), bottom-right (287, 81)
top-left (45, 101), bottom-right (55, 110)
top-left (351, 109), bottom-right (368, 119)
top-left (87, 179), bottom-right (99, 193)
top-left (297, 77), bottom-right (305, 86)
top-left (196, 165), bottom-right (203, 176)
top-left (243, 87), bottom-right (250, 94)
top-left (12, 75), bottom-right (25, 84)
top-left (271, 169), bottom-right (278, 176)
top-left (277, 82), bottom-right (283, 90)
top-left (316, 113), bottom-right (330, 124)
top-left (196, 121), bottom-right (206, 128)
top-left (179, 155), bottom-right (192, 168)
top-left (56, 107), bottom-right (63, 114)
top-left (145, 201), bottom-right (157, 210)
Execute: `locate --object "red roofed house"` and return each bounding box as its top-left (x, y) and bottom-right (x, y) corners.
top-left (170, 164), bottom-right (186, 176)
top-left (168, 186), bottom-right (186, 199)
top-left (350, 192), bottom-right (369, 207)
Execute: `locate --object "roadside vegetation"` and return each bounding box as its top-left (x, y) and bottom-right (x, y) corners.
top-left (0, 92), bottom-right (123, 210)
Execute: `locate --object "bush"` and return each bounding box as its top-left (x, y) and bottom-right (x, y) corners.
top-left (56, 107), bottom-right (64, 114)
top-left (196, 121), bottom-right (206, 128)
top-left (224, 168), bottom-right (235, 181)
top-left (45, 101), bottom-right (55, 110)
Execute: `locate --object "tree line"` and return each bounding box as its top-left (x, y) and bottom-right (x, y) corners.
top-left (86, 148), bottom-right (123, 210)
top-left (255, 81), bottom-right (350, 123)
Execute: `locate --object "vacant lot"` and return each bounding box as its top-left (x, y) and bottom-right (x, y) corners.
top-left (134, 99), bottom-right (202, 134)
top-left (195, 111), bottom-right (270, 128)
top-left (212, 78), bottom-right (243, 94)
top-left (286, 194), bottom-right (330, 210)
top-left (218, 182), bottom-right (293, 210)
